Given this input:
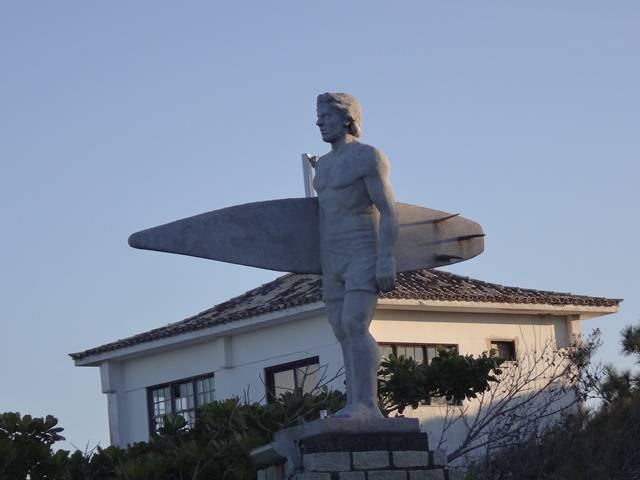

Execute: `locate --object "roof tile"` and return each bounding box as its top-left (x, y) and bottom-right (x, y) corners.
top-left (69, 269), bottom-right (621, 361)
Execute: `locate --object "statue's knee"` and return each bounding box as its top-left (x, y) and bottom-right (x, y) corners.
top-left (344, 320), bottom-right (367, 338)
top-left (329, 323), bottom-right (346, 341)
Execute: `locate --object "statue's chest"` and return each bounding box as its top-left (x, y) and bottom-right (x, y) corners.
top-left (314, 157), bottom-right (363, 192)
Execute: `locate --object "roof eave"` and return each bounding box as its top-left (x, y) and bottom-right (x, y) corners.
top-left (72, 298), bottom-right (619, 367)
top-left (377, 298), bottom-right (620, 317)
top-left (72, 301), bottom-right (325, 367)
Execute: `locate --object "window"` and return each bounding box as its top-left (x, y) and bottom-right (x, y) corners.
top-left (490, 340), bottom-right (516, 361)
top-left (379, 343), bottom-right (458, 406)
top-left (147, 374), bottom-right (215, 434)
top-left (379, 343), bottom-right (457, 365)
top-left (265, 356), bottom-right (320, 402)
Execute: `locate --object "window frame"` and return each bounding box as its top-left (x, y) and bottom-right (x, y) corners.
top-left (264, 356), bottom-right (320, 402)
top-left (378, 342), bottom-right (459, 363)
top-left (146, 372), bottom-right (215, 436)
top-left (488, 339), bottom-right (517, 362)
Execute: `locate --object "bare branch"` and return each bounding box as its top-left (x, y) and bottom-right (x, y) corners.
top-left (438, 330), bottom-right (602, 465)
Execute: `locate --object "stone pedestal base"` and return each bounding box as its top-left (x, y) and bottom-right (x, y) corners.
top-left (252, 418), bottom-right (451, 480)
top-left (294, 431), bottom-right (447, 480)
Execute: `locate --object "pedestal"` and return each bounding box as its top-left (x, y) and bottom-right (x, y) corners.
top-left (252, 418), bottom-right (451, 480)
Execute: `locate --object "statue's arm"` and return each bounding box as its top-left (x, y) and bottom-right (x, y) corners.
top-left (364, 148), bottom-right (399, 292)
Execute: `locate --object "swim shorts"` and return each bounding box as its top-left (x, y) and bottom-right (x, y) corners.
top-left (320, 236), bottom-right (378, 301)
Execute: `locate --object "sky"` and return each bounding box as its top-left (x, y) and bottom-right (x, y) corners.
top-left (1, 2), bottom-right (638, 450)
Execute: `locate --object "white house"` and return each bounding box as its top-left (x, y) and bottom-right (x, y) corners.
top-left (70, 269), bottom-right (619, 449)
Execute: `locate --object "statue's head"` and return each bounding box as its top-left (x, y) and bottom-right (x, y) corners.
top-left (316, 92), bottom-right (362, 143)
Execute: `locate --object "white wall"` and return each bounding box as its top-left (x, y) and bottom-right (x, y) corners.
top-left (371, 309), bottom-right (573, 458)
top-left (373, 309), bottom-right (570, 354)
top-left (111, 312), bottom-right (341, 445)
top-left (104, 308), bottom-right (572, 446)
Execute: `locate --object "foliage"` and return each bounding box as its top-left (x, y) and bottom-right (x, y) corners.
top-left (0, 412), bottom-right (67, 480)
top-left (246, 387), bottom-right (346, 433)
top-left (595, 323), bottom-right (640, 404)
top-left (0, 389), bottom-right (346, 480)
top-left (377, 349), bottom-right (504, 416)
top-left (0, 349), bottom-right (503, 478)
top-left (466, 388), bottom-right (640, 480)
top-left (465, 320), bottom-right (640, 480)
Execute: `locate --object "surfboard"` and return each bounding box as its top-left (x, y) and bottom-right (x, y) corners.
top-left (128, 198), bottom-right (484, 274)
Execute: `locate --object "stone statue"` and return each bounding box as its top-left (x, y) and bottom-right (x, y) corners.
top-left (313, 92), bottom-right (398, 418)
top-left (128, 93), bottom-right (484, 419)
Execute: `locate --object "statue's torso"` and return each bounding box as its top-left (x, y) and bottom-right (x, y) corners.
top-left (314, 144), bottom-right (377, 253)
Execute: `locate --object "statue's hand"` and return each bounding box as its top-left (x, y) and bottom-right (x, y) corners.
top-left (306, 154), bottom-right (318, 169)
top-left (376, 254), bottom-right (396, 293)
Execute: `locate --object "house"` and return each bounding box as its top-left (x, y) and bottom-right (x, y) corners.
top-left (69, 269), bottom-right (620, 449)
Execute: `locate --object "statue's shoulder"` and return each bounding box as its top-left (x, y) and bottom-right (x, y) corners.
top-left (352, 142), bottom-right (389, 175)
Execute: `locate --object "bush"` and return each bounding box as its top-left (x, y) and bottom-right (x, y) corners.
top-left (466, 320), bottom-right (640, 480)
top-left (377, 348), bottom-right (503, 416)
top-left (0, 390), bottom-right (346, 480)
top-left (0, 349), bottom-right (502, 479)
top-left (0, 412), bottom-right (68, 479)
top-left (467, 396), bottom-right (640, 480)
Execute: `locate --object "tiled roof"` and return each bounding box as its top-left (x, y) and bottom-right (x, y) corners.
top-left (70, 269), bottom-right (621, 361)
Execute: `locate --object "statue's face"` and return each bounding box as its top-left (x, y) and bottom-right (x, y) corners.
top-left (316, 103), bottom-right (347, 143)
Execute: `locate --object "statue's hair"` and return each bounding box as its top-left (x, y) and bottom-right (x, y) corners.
top-left (317, 92), bottom-right (362, 138)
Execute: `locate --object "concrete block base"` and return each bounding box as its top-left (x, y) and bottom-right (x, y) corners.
top-left (253, 418), bottom-right (455, 479)
top-left (295, 429), bottom-right (448, 476)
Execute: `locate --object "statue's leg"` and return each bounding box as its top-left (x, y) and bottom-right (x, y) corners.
top-left (324, 300), bottom-right (352, 406)
top-left (335, 290), bottom-right (382, 418)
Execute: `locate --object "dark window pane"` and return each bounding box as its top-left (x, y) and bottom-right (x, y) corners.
top-left (265, 357), bottom-right (320, 401)
top-left (411, 346), bottom-right (424, 364)
top-left (296, 363), bottom-right (320, 393)
top-left (380, 345), bottom-right (394, 359)
top-left (426, 346), bottom-right (437, 363)
top-left (175, 395), bottom-right (194, 412)
top-left (273, 370), bottom-right (296, 395)
top-left (396, 345), bottom-right (409, 359)
top-left (179, 382), bottom-right (193, 398)
top-left (197, 377), bottom-right (215, 402)
top-left (150, 387), bottom-right (172, 418)
top-left (154, 417), bottom-right (164, 431)
top-left (491, 341), bottom-right (516, 361)
top-left (394, 345), bottom-right (424, 363)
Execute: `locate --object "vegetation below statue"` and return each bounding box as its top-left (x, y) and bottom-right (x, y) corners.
top-left (3, 327), bottom-right (639, 480)
top-left (0, 349), bottom-right (502, 479)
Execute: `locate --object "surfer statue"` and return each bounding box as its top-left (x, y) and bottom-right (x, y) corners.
top-left (313, 92), bottom-right (398, 418)
top-left (128, 93), bottom-right (484, 421)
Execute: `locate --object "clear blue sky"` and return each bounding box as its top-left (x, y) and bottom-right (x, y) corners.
top-left (1, 2), bottom-right (638, 450)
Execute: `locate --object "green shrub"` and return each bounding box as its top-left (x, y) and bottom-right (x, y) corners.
top-left (378, 348), bottom-right (503, 415)
top-left (0, 349), bottom-right (503, 479)
top-left (0, 412), bottom-right (67, 479)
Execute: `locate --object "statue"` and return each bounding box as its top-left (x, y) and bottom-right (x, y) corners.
top-left (313, 93), bottom-right (397, 417)
top-left (128, 93), bottom-right (484, 419)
